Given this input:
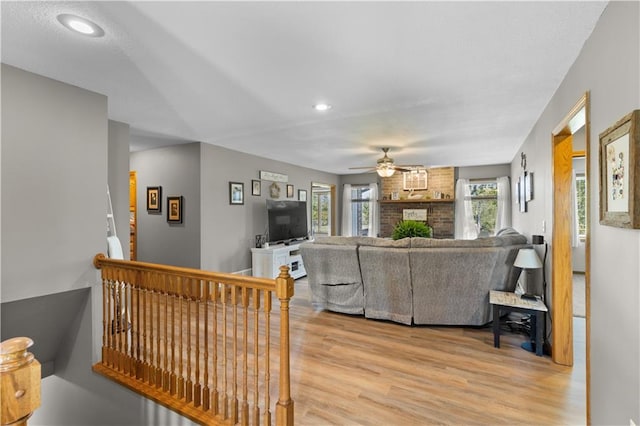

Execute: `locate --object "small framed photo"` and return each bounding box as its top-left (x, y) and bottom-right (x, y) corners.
top-left (167, 196), bottom-right (183, 224)
top-left (251, 180), bottom-right (261, 196)
top-left (230, 182), bottom-right (244, 205)
top-left (146, 186), bottom-right (162, 213)
top-left (287, 184), bottom-right (294, 198)
top-left (298, 189), bottom-right (307, 202)
top-left (524, 171), bottom-right (534, 201)
top-left (599, 110), bottom-right (639, 228)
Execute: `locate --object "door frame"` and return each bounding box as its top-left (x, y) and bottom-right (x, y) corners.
top-left (551, 92), bottom-right (590, 421)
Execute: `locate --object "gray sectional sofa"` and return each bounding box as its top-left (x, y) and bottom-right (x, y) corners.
top-left (299, 229), bottom-right (529, 326)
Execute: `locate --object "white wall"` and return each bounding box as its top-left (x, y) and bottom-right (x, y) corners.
top-left (108, 120), bottom-right (131, 259)
top-left (510, 2), bottom-right (639, 423)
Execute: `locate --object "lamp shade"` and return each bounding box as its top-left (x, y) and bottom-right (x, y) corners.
top-left (376, 164), bottom-right (395, 177)
top-left (513, 248), bottom-right (542, 269)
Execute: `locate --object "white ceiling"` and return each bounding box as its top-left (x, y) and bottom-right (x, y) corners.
top-left (1, 1), bottom-right (607, 174)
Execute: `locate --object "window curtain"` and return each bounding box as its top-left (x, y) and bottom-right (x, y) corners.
top-left (495, 176), bottom-right (512, 234)
top-left (454, 179), bottom-right (477, 239)
top-left (341, 184), bottom-right (353, 236)
top-left (367, 183), bottom-right (379, 237)
top-left (571, 169), bottom-right (580, 247)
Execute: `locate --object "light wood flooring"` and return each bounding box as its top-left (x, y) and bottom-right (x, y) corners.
top-left (286, 279), bottom-right (586, 425)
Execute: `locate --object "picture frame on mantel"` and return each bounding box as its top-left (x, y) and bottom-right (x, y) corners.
top-left (599, 110), bottom-right (640, 228)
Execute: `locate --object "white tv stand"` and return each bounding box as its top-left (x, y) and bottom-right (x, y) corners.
top-left (251, 241), bottom-right (306, 280)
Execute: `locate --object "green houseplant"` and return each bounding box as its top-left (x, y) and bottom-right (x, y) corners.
top-left (392, 220), bottom-right (432, 240)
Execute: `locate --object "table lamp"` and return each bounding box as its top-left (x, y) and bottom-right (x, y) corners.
top-left (514, 248), bottom-right (542, 300)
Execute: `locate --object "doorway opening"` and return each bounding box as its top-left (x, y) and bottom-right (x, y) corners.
top-left (551, 92), bottom-right (590, 421)
top-left (311, 183), bottom-right (336, 237)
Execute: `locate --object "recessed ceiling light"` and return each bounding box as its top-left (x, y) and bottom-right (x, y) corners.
top-left (313, 103), bottom-right (332, 112)
top-left (57, 14), bottom-right (104, 37)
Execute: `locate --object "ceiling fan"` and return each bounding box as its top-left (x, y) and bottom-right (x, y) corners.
top-left (349, 147), bottom-right (423, 177)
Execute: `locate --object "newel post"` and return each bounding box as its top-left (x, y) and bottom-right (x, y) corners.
top-left (0, 337), bottom-right (41, 426)
top-left (275, 266), bottom-right (294, 426)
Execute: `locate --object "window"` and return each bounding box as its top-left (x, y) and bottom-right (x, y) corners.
top-left (311, 190), bottom-right (330, 236)
top-left (575, 173), bottom-right (586, 239)
top-left (468, 181), bottom-right (498, 237)
top-left (350, 185), bottom-right (372, 236)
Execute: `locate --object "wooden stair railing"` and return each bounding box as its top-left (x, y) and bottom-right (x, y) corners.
top-left (92, 254), bottom-right (294, 426)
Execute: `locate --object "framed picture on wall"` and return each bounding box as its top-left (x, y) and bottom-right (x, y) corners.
top-left (298, 189), bottom-right (307, 202)
top-left (229, 182), bottom-right (244, 205)
top-left (167, 196), bottom-right (183, 224)
top-left (146, 186), bottom-right (162, 213)
top-left (251, 180), bottom-right (261, 196)
top-left (599, 110), bottom-right (639, 228)
top-left (287, 184), bottom-right (294, 198)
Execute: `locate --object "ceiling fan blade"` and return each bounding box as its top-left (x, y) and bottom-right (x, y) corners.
top-left (395, 164), bottom-right (425, 168)
top-left (348, 166), bottom-right (377, 170)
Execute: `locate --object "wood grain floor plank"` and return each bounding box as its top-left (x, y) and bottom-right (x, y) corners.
top-left (287, 279), bottom-right (585, 425)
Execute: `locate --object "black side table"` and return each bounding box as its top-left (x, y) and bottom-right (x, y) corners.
top-left (490, 290), bottom-right (548, 356)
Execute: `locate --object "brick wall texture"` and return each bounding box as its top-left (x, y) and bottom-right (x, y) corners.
top-left (379, 167), bottom-right (455, 238)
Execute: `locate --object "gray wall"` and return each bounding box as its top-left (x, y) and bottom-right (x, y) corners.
top-left (2, 64), bottom-right (194, 425)
top-left (1, 64), bottom-right (107, 302)
top-left (108, 120), bottom-right (131, 259)
top-left (457, 164), bottom-right (511, 180)
top-left (130, 143), bottom-right (202, 268)
top-left (510, 2), bottom-right (639, 423)
top-left (200, 143), bottom-right (339, 273)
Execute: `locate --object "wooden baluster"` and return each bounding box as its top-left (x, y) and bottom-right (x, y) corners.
top-left (135, 271), bottom-right (143, 380)
top-left (123, 275), bottom-right (130, 376)
top-left (275, 266), bottom-right (294, 426)
top-left (222, 283), bottom-right (228, 419)
top-left (163, 275), bottom-right (170, 392)
top-left (127, 269), bottom-right (136, 378)
top-left (211, 282), bottom-right (219, 416)
top-left (142, 273), bottom-right (149, 383)
top-left (177, 277), bottom-right (185, 399)
top-left (156, 274), bottom-right (163, 388)
top-left (252, 288), bottom-right (261, 425)
top-left (101, 273), bottom-right (108, 366)
top-left (185, 278), bottom-right (193, 404)
top-left (202, 280), bottom-right (210, 412)
top-left (194, 280), bottom-right (202, 408)
top-left (169, 275), bottom-right (177, 396)
top-left (241, 287), bottom-right (250, 426)
top-left (0, 337), bottom-right (41, 426)
top-left (264, 289), bottom-right (272, 426)
top-left (149, 272), bottom-right (157, 386)
top-left (231, 285), bottom-right (239, 424)
top-left (107, 273), bottom-right (114, 368)
top-left (117, 274), bottom-right (124, 372)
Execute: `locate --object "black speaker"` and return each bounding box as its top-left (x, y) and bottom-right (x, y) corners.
top-left (532, 234), bottom-right (544, 245)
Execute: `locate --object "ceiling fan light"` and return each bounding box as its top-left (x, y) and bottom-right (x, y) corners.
top-left (376, 164), bottom-right (395, 177)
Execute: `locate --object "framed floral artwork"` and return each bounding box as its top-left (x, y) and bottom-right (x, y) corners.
top-left (599, 110), bottom-right (639, 228)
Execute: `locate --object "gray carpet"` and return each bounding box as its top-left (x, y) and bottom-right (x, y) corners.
top-left (573, 273), bottom-right (585, 318)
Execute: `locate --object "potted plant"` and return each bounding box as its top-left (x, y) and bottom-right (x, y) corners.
top-left (392, 220), bottom-right (432, 240)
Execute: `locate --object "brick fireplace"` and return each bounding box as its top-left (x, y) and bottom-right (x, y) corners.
top-left (379, 167), bottom-right (456, 238)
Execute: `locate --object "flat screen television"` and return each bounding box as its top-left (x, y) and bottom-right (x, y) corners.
top-left (266, 199), bottom-right (308, 245)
